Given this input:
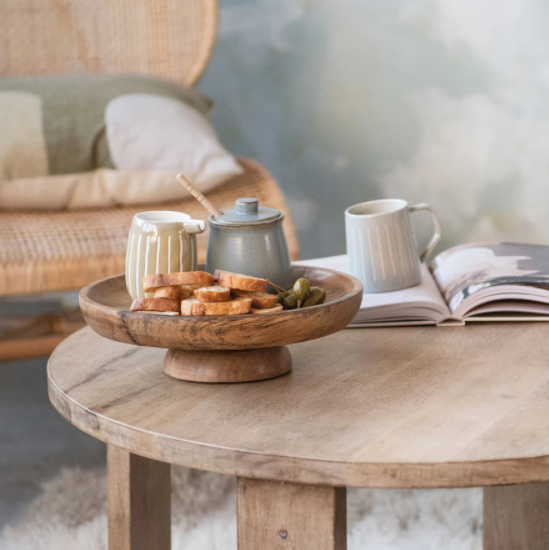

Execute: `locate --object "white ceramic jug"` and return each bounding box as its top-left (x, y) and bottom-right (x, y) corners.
top-left (125, 211), bottom-right (206, 299)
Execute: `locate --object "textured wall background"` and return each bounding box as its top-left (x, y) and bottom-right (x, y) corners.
top-left (200, 0), bottom-right (549, 259)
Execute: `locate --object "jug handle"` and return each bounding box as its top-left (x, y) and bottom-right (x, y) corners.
top-left (183, 220), bottom-right (206, 234)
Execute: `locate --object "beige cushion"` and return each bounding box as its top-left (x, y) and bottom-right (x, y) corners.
top-left (0, 91), bottom-right (49, 180)
top-left (0, 170), bottom-right (219, 210)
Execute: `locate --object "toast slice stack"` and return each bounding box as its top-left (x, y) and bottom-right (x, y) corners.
top-left (131, 270), bottom-right (283, 316)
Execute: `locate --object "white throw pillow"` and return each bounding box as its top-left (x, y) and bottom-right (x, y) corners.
top-left (105, 93), bottom-right (242, 193)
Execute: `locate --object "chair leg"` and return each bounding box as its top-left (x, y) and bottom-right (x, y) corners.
top-left (237, 477), bottom-right (346, 550)
top-left (107, 445), bottom-right (171, 550)
top-left (484, 483), bottom-right (549, 550)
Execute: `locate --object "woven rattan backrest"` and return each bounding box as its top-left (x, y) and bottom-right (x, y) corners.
top-left (0, 0), bottom-right (217, 86)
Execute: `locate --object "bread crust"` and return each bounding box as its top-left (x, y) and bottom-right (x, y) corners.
top-left (143, 271), bottom-right (214, 292)
top-left (214, 270), bottom-right (267, 293)
top-left (251, 305), bottom-right (284, 314)
top-left (130, 297), bottom-right (180, 313)
top-left (231, 288), bottom-right (278, 309)
top-left (181, 296), bottom-right (252, 316)
top-left (194, 286), bottom-right (231, 303)
top-left (181, 298), bottom-right (205, 316)
top-left (153, 286), bottom-right (191, 300)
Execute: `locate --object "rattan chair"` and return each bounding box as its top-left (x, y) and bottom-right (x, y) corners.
top-left (0, 0), bottom-right (299, 360)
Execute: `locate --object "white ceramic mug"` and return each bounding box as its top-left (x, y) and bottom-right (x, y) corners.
top-left (125, 211), bottom-right (206, 299)
top-left (345, 199), bottom-right (441, 293)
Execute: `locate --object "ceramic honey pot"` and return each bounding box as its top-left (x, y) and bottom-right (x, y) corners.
top-left (205, 197), bottom-right (292, 289)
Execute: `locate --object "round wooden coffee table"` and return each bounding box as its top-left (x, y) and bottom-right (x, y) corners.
top-left (48, 324), bottom-right (549, 550)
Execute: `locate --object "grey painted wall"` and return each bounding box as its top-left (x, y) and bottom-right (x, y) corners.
top-left (200, 0), bottom-right (549, 259)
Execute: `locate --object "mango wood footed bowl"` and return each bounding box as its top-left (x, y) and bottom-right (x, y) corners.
top-left (79, 266), bottom-right (363, 383)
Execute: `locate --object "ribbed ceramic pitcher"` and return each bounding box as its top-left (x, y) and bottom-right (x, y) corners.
top-left (125, 211), bottom-right (205, 298)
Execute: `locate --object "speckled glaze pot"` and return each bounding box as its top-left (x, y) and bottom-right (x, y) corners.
top-left (205, 198), bottom-right (292, 289)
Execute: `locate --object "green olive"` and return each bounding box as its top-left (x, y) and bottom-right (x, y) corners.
top-left (302, 287), bottom-right (326, 307)
top-left (283, 293), bottom-right (298, 309)
top-left (277, 290), bottom-right (291, 305)
top-left (292, 278), bottom-right (310, 307)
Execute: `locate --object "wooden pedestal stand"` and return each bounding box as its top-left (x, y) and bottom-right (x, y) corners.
top-left (79, 266), bottom-right (362, 384)
top-left (164, 346), bottom-right (292, 383)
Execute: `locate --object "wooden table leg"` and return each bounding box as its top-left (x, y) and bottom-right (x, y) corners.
top-left (484, 483), bottom-right (549, 550)
top-left (237, 477), bottom-right (346, 550)
top-left (107, 445), bottom-right (171, 550)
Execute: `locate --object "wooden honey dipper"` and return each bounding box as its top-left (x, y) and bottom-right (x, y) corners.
top-left (176, 173), bottom-right (222, 218)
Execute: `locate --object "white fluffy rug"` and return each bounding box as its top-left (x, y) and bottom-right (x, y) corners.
top-left (0, 467), bottom-right (482, 550)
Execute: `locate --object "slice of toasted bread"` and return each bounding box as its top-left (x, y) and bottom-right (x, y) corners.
top-left (231, 288), bottom-right (278, 309)
top-left (180, 284), bottom-right (204, 292)
top-left (143, 271), bottom-right (214, 292)
top-left (194, 286), bottom-right (231, 303)
top-left (251, 305), bottom-right (284, 314)
top-left (130, 297), bottom-right (180, 313)
top-left (181, 296), bottom-right (252, 316)
top-left (214, 270), bottom-right (267, 293)
top-left (180, 298), bottom-right (206, 316)
top-left (153, 286), bottom-right (191, 300)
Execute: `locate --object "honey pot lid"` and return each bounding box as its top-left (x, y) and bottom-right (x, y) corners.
top-left (209, 198), bottom-right (283, 226)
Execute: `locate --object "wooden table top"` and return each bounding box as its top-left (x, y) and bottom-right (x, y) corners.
top-left (48, 324), bottom-right (549, 489)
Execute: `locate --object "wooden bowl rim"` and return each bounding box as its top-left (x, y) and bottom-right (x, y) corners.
top-left (81, 265), bottom-right (362, 318)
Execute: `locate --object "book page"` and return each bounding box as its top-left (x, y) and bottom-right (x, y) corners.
top-left (466, 300), bottom-right (549, 317)
top-left (431, 242), bottom-right (549, 315)
top-left (295, 255), bottom-right (451, 324)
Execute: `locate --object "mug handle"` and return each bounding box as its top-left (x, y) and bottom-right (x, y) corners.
top-left (409, 203), bottom-right (442, 263)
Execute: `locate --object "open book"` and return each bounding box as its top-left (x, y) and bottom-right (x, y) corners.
top-left (296, 243), bottom-right (549, 326)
